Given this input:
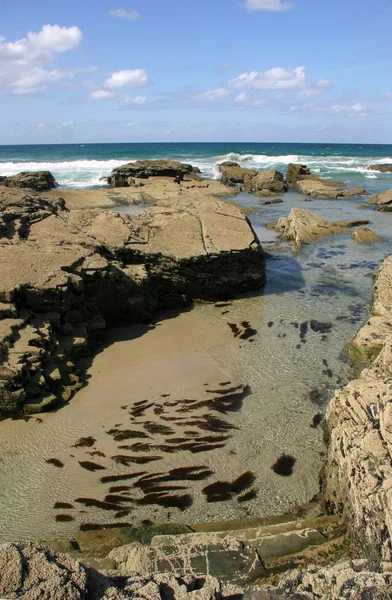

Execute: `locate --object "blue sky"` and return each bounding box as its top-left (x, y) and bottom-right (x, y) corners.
top-left (1, 0), bottom-right (392, 143)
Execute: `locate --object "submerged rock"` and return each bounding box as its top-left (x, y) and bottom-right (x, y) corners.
top-left (351, 226), bottom-right (382, 243)
top-left (365, 163), bottom-right (392, 172)
top-left (3, 171), bottom-right (56, 191)
top-left (368, 187), bottom-right (392, 206)
top-left (273, 207), bottom-right (368, 249)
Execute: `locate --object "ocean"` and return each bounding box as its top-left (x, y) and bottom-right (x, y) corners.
top-left (0, 142), bottom-right (392, 194)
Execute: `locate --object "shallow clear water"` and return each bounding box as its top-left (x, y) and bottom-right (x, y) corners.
top-left (0, 189), bottom-right (390, 542)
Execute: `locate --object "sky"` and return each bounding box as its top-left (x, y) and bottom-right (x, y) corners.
top-left (1, 0), bottom-right (392, 144)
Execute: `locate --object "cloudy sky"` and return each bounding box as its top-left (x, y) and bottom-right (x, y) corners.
top-left (1, 0), bottom-right (392, 144)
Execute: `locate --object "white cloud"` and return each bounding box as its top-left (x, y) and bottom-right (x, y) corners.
top-left (104, 69), bottom-right (148, 88)
top-left (296, 78), bottom-right (333, 99)
top-left (123, 95), bottom-right (147, 104)
top-left (235, 92), bottom-right (248, 103)
top-left (290, 101), bottom-right (370, 118)
top-left (243, 0), bottom-right (295, 11)
top-left (0, 24), bottom-right (82, 63)
top-left (196, 88), bottom-right (230, 101)
top-left (108, 8), bottom-right (140, 20)
top-left (90, 89), bottom-right (115, 99)
top-left (229, 66), bottom-right (305, 90)
top-left (58, 120), bottom-right (74, 128)
top-left (0, 24), bottom-right (85, 95)
top-left (331, 102), bottom-right (369, 117)
top-left (37, 122), bottom-right (45, 128)
top-left (128, 121), bottom-right (137, 126)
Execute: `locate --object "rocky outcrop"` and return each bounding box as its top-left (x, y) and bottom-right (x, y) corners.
top-left (286, 163), bottom-right (367, 198)
top-left (323, 256), bottom-right (392, 562)
top-left (218, 161), bottom-right (256, 186)
top-left (351, 226), bottom-right (382, 243)
top-left (295, 179), bottom-right (367, 199)
top-left (3, 171), bottom-right (56, 191)
top-left (286, 163), bottom-right (321, 188)
top-left (0, 188), bottom-right (265, 416)
top-left (368, 187), bottom-right (392, 207)
top-left (108, 160), bottom-right (200, 187)
top-left (244, 170), bottom-right (287, 196)
top-left (0, 543), bottom-right (240, 600)
top-left (252, 560), bottom-right (392, 599)
top-left (365, 164), bottom-right (392, 172)
top-left (273, 208), bottom-right (369, 249)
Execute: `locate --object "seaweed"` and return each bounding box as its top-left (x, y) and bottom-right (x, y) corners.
top-left (311, 413), bottom-right (323, 428)
top-left (109, 486), bottom-right (130, 493)
top-left (310, 320), bottom-right (333, 334)
top-left (80, 523), bottom-right (133, 531)
top-left (75, 497), bottom-right (123, 511)
top-left (104, 494), bottom-right (134, 504)
top-left (143, 422), bottom-right (175, 435)
top-left (73, 437), bottom-right (96, 448)
top-left (100, 471), bottom-right (147, 483)
top-left (137, 493), bottom-right (193, 510)
top-left (202, 471), bottom-right (255, 502)
top-left (107, 429), bottom-right (150, 441)
top-left (55, 514), bottom-right (74, 522)
top-left (54, 502), bottom-right (74, 509)
top-left (239, 327), bottom-right (257, 340)
top-left (238, 489), bottom-right (258, 502)
top-left (78, 461), bottom-right (106, 472)
top-left (228, 323), bottom-right (241, 337)
top-left (271, 454), bottom-right (296, 476)
top-left (45, 458), bottom-right (64, 468)
top-left (88, 451), bottom-right (106, 458)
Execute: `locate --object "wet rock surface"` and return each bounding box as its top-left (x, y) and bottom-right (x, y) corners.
top-left (0, 188), bottom-right (265, 416)
top-left (368, 187), bottom-right (392, 207)
top-left (324, 255), bottom-right (392, 562)
top-left (219, 161), bottom-right (256, 187)
top-left (1, 170), bottom-right (56, 191)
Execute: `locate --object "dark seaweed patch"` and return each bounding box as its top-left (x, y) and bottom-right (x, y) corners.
top-left (73, 437), bottom-right (96, 448)
top-left (118, 443), bottom-right (152, 453)
top-left (137, 493), bottom-right (192, 510)
top-left (311, 413), bottom-right (323, 428)
top-left (130, 403), bottom-right (154, 418)
top-left (88, 450), bottom-right (106, 458)
top-left (203, 471), bottom-right (255, 502)
top-left (300, 322), bottom-right (308, 342)
top-left (109, 486), bottom-right (130, 493)
top-left (104, 494), bottom-right (134, 504)
top-left (54, 502), bottom-right (74, 509)
top-left (80, 523), bottom-right (133, 532)
top-left (238, 489), bottom-right (258, 503)
top-left (55, 514), bottom-right (74, 522)
top-left (239, 327), bottom-right (257, 340)
top-left (75, 498), bottom-right (123, 511)
top-left (113, 454), bottom-right (162, 465)
top-left (46, 458), bottom-right (64, 468)
top-left (78, 461), bottom-right (106, 472)
top-left (107, 429), bottom-right (150, 441)
top-left (228, 323), bottom-right (241, 337)
top-left (310, 320), bottom-right (333, 334)
top-left (271, 454), bottom-right (296, 477)
top-left (143, 422), bottom-right (174, 435)
top-left (100, 471), bottom-right (147, 484)
top-left (268, 321), bottom-right (274, 328)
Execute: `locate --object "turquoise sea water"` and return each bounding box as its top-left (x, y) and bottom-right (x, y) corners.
top-left (0, 142), bottom-right (392, 193)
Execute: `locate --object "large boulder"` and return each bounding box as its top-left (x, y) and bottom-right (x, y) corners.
top-left (108, 160), bottom-right (200, 187)
top-left (351, 226), bottom-right (382, 243)
top-left (0, 187), bottom-right (265, 416)
top-left (218, 161), bottom-right (256, 186)
top-left (368, 188), bottom-right (392, 206)
top-left (4, 171), bottom-right (56, 191)
top-left (274, 207), bottom-right (368, 249)
top-left (286, 163), bottom-right (320, 187)
top-left (244, 169), bottom-right (287, 196)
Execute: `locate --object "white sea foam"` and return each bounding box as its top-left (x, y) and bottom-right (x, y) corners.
top-left (1, 152), bottom-right (391, 188)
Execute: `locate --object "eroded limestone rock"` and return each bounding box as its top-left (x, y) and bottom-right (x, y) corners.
top-left (108, 160), bottom-right (200, 187)
top-left (368, 187), bottom-right (392, 207)
top-left (3, 171), bottom-right (56, 191)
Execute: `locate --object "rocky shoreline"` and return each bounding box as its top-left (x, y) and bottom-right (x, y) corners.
top-left (1, 160), bottom-right (392, 598)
